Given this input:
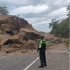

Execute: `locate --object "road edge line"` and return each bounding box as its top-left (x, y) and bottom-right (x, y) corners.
top-left (24, 57), bottom-right (39, 70)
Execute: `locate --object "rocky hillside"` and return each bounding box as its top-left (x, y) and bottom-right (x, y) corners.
top-left (0, 15), bottom-right (68, 53)
top-left (0, 15), bottom-right (34, 35)
top-left (0, 15), bottom-right (40, 53)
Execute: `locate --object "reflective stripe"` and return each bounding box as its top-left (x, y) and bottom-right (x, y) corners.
top-left (39, 40), bottom-right (42, 48)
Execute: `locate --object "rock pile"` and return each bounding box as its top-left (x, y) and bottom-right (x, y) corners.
top-left (0, 15), bottom-right (40, 53)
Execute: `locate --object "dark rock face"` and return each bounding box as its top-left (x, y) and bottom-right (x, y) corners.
top-left (3, 39), bottom-right (22, 45)
top-left (23, 32), bottom-right (40, 41)
top-left (0, 15), bottom-right (33, 35)
top-left (7, 16), bottom-right (32, 30)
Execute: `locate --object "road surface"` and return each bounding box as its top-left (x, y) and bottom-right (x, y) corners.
top-left (0, 50), bottom-right (69, 70)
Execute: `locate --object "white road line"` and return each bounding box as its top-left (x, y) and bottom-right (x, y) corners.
top-left (0, 56), bottom-right (7, 59)
top-left (24, 57), bottom-right (39, 70)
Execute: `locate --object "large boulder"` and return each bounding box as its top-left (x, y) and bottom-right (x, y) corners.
top-left (0, 34), bottom-right (21, 45)
top-left (23, 32), bottom-right (40, 41)
top-left (19, 28), bottom-right (40, 41)
top-left (0, 15), bottom-right (33, 35)
top-left (0, 15), bottom-right (41, 53)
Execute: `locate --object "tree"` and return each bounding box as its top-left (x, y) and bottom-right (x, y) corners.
top-left (67, 4), bottom-right (70, 16)
top-left (49, 18), bottom-right (69, 38)
top-left (49, 5), bottom-right (69, 38)
top-left (49, 19), bottom-right (59, 35)
top-left (0, 7), bottom-right (9, 15)
top-left (49, 19), bottom-right (59, 28)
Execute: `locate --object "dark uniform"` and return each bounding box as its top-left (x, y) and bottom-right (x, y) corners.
top-left (38, 36), bottom-right (48, 68)
top-left (0, 45), bottom-right (1, 51)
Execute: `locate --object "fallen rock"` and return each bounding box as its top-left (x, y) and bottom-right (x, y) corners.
top-left (19, 28), bottom-right (40, 41)
top-left (0, 15), bottom-right (33, 35)
top-left (23, 40), bottom-right (35, 49)
top-left (0, 15), bottom-right (41, 53)
top-left (3, 39), bottom-right (22, 45)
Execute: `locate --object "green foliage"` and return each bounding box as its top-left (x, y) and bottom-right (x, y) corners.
top-left (49, 17), bottom-right (69, 38)
top-left (67, 4), bottom-right (70, 16)
top-left (0, 7), bottom-right (9, 15)
top-left (49, 19), bottom-right (59, 28)
top-left (49, 5), bottom-right (69, 38)
top-left (49, 19), bottom-right (60, 36)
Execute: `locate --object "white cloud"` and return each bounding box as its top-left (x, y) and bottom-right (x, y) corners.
top-left (0, 0), bottom-right (30, 5)
top-left (33, 19), bottom-right (51, 26)
top-left (48, 7), bottom-right (67, 17)
top-left (9, 5), bottom-right (48, 15)
top-left (25, 17), bottom-right (46, 25)
top-left (64, 0), bottom-right (70, 5)
top-left (54, 0), bottom-right (62, 5)
top-left (0, 0), bottom-right (68, 32)
top-left (33, 23), bottom-right (51, 32)
top-left (25, 17), bottom-right (51, 32)
top-left (53, 0), bottom-right (70, 6)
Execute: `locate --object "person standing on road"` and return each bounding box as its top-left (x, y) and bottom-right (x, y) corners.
top-left (37, 36), bottom-right (48, 68)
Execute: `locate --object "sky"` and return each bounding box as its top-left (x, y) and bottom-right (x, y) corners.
top-left (0, 0), bottom-right (70, 32)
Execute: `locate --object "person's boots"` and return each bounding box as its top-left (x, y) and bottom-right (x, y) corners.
top-left (44, 63), bottom-right (47, 67)
top-left (38, 64), bottom-right (44, 68)
top-left (38, 65), bottom-right (44, 68)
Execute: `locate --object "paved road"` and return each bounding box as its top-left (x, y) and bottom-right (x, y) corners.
top-left (0, 50), bottom-right (69, 70)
